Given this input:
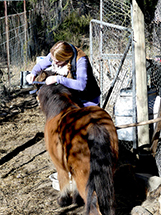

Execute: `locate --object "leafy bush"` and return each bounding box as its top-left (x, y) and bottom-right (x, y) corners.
top-left (53, 12), bottom-right (92, 48)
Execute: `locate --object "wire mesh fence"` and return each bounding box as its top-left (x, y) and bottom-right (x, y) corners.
top-left (0, 0), bottom-right (100, 94)
top-left (90, 0), bottom-right (161, 109)
top-left (90, 20), bottom-right (133, 110)
top-left (101, 0), bottom-right (132, 28)
top-left (90, 0), bottom-right (133, 112)
top-left (145, 0), bottom-right (161, 59)
top-left (90, 0), bottom-right (160, 149)
top-left (0, 9), bottom-right (36, 93)
top-left (0, 0), bottom-right (160, 101)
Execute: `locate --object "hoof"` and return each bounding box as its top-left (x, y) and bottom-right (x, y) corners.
top-left (57, 193), bottom-right (72, 207)
top-left (72, 191), bottom-right (84, 206)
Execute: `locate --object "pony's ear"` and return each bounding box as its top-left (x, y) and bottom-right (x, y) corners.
top-left (37, 70), bottom-right (55, 82)
top-left (37, 71), bottom-right (48, 82)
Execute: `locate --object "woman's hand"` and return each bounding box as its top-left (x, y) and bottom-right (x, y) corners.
top-left (46, 76), bottom-right (57, 85)
top-left (26, 73), bottom-right (35, 84)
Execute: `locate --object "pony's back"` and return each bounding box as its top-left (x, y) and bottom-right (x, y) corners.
top-left (38, 84), bottom-right (83, 119)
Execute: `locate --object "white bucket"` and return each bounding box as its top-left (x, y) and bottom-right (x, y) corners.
top-left (20, 71), bottom-right (31, 88)
top-left (49, 172), bottom-right (73, 191)
top-left (114, 88), bottom-right (158, 141)
top-left (153, 96), bottom-right (161, 132)
top-left (114, 88), bottom-right (133, 141)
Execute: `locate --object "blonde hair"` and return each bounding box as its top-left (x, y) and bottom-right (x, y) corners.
top-left (50, 41), bottom-right (73, 62)
top-left (50, 41), bottom-right (73, 73)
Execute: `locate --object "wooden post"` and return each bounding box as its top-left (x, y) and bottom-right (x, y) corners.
top-left (4, 1), bottom-right (10, 87)
top-left (99, 0), bottom-right (103, 107)
top-left (132, 0), bottom-right (149, 147)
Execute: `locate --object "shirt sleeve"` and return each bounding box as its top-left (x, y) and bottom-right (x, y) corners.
top-left (56, 57), bottom-right (88, 91)
top-left (31, 53), bottom-right (52, 76)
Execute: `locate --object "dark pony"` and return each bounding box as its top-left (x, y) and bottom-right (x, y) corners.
top-left (37, 71), bottom-right (118, 215)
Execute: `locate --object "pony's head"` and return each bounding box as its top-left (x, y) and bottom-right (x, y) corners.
top-left (37, 70), bottom-right (55, 83)
top-left (37, 82), bottom-right (83, 121)
top-left (33, 70), bottom-right (57, 106)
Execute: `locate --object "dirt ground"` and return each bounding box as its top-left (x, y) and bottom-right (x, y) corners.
top-left (0, 87), bottom-right (159, 215)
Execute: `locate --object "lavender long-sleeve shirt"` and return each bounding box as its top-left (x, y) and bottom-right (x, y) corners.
top-left (31, 53), bottom-right (100, 106)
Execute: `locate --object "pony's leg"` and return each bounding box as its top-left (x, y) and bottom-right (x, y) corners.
top-left (56, 167), bottom-right (73, 207)
top-left (71, 179), bottom-right (84, 206)
top-left (73, 171), bottom-right (101, 215)
top-left (45, 125), bottom-right (73, 207)
top-left (57, 170), bottom-right (84, 207)
top-left (89, 193), bottom-right (102, 215)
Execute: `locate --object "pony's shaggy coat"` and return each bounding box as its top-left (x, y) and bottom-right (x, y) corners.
top-left (38, 83), bottom-right (118, 215)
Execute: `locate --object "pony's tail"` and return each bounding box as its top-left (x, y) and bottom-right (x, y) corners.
top-left (86, 124), bottom-right (115, 215)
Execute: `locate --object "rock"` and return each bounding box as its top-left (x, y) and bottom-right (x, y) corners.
top-left (131, 205), bottom-right (151, 215)
top-left (131, 177), bottom-right (161, 215)
top-left (148, 176), bottom-right (161, 192)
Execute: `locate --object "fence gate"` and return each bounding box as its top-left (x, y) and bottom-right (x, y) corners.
top-left (90, 19), bottom-right (137, 149)
top-left (90, 19), bottom-right (133, 108)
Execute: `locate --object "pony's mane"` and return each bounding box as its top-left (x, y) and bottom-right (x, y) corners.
top-left (38, 84), bottom-right (82, 119)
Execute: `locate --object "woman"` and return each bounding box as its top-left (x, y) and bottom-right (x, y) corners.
top-left (26, 41), bottom-right (101, 106)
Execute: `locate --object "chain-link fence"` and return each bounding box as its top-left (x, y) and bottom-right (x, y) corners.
top-left (0, 0), bottom-right (100, 93)
top-left (101, 0), bottom-right (132, 28)
top-left (0, 9), bottom-right (37, 93)
top-left (90, 0), bottom-right (133, 111)
top-left (90, 20), bottom-right (133, 109)
top-left (145, 0), bottom-right (161, 59)
top-left (90, 0), bottom-right (161, 151)
top-left (0, 0), bottom-right (160, 98)
top-left (90, 0), bottom-right (161, 108)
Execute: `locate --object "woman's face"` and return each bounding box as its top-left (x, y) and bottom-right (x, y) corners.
top-left (51, 55), bottom-right (67, 67)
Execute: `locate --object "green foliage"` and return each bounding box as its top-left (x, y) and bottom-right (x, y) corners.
top-left (53, 12), bottom-right (92, 47)
top-left (0, 1), bottom-right (32, 17)
top-left (129, 0), bottom-right (159, 23)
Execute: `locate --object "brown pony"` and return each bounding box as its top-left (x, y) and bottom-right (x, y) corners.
top-left (37, 72), bottom-right (118, 215)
